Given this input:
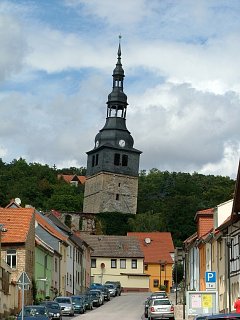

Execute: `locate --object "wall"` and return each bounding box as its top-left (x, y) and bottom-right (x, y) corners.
top-left (83, 172), bottom-right (138, 214)
top-left (90, 257), bottom-right (149, 290)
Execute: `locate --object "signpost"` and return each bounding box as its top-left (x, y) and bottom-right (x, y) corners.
top-left (17, 272), bottom-right (31, 320)
top-left (205, 271), bottom-right (216, 291)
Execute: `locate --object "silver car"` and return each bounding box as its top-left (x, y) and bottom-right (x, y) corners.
top-left (147, 298), bottom-right (174, 320)
top-left (54, 297), bottom-right (74, 316)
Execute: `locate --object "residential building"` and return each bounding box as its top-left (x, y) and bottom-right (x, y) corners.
top-left (35, 211), bottom-right (68, 297)
top-left (0, 207), bottom-right (35, 309)
top-left (80, 234), bottom-right (149, 291)
top-left (57, 174), bottom-right (86, 187)
top-left (83, 41), bottom-right (142, 214)
top-left (47, 211), bottom-right (91, 293)
top-left (127, 232), bottom-right (174, 292)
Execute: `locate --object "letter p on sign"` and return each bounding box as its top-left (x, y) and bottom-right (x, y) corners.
top-left (205, 271), bottom-right (216, 283)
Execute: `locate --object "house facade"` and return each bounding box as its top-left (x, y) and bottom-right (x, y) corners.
top-left (80, 234), bottom-right (149, 291)
top-left (127, 232), bottom-right (174, 293)
top-left (0, 207), bottom-right (35, 312)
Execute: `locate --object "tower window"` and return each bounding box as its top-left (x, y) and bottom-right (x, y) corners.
top-left (92, 155), bottom-right (95, 167)
top-left (96, 154), bottom-right (99, 165)
top-left (114, 153), bottom-right (120, 165)
top-left (118, 183), bottom-right (121, 187)
top-left (122, 154), bottom-right (128, 166)
top-left (116, 194), bottom-right (119, 200)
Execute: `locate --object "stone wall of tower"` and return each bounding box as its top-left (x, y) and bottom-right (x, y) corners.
top-left (83, 172), bottom-right (138, 214)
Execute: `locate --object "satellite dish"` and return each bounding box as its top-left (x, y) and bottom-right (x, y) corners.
top-left (15, 198), bottom-right (21, 205)
top-left (144, 237), bottom-right (151, 244)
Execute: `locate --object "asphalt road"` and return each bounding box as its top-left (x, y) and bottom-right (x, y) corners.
top-left (66, 292), bottom-right (150, 320)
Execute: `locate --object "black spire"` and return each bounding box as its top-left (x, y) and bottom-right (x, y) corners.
top-left (107, 35), bottom-right (128, 119)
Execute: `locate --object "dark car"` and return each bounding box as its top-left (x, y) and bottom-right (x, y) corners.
top-left (194, 314), bottom-right (240, 320)
top-left (90, 284), bottom-right (110, 301)
top-left (71, 295), bottom-right (86, 314)
top-left (17, 305), bottom-right (50, 320)
top-left (40, 301), bottom-right (62, 320)
top-left (83, 293), bottom-right (94, 310)
top-left (88, 291), bottom-right (102, 307)
top-left (105, 281), bottom-right (122, 296)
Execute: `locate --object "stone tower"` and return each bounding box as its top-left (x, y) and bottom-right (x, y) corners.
top-left (83, 40), bottom-right (141, 214)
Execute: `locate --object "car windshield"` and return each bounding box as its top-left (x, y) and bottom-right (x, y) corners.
top-left (44, 302), bottom-right (59, 309)
top-left (72, 297), bottom-right (82, 303)
top-left (153, 300), bottom-right (171, 306)
top-left (21, 306), bottom-right (46, 317)
top-left (55, 298), bottom-right (71, 304)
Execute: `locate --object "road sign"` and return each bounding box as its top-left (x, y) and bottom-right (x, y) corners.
top-left (206, 282), bottom-right (216, 289)
top-left (205, 271), bottom-right (216, 283)
top-left (17, 272), bottom-right (31, 285)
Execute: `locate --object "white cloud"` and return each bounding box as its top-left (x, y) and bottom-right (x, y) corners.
top-left (0, 12), bottom-right (28, 81)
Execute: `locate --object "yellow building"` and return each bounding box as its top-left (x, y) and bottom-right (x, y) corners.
top-left (127, 232), bottom-right (174, 292)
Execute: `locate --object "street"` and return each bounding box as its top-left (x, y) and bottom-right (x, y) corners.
top-left (65, 292), bottom-right (150, 320)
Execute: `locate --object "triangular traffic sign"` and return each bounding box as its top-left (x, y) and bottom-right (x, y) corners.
top-left (17, 271), bottom-right (31, 285)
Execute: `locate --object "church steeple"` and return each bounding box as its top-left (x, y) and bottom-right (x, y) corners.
top-left (83, 38), bottom-right (141, 214)
top-left (107, 36), bottom-right (128, 119)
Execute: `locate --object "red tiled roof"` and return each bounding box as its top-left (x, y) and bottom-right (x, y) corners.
top-left (127, 232), bottom-right (174, 264)
top-left (57, 174), bottom-right (86, 184)
top-left (0, 208), bottom-right (35, 243)
top-left (36, 211), bottom-right (68, 243)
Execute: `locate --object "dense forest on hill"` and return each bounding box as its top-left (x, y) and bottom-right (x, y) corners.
top-left (0, 158), bottom-right (235, 245)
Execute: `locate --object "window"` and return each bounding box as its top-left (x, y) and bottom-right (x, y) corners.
top-left (118, 183), bottom-right (121, 187)
top-left (96, 154), bottom-right (99, 165)
top-left (161, 264), bottom-right (165, 271)
top-left (122, 155), bottom-right (128, 166)
top-left (6, 249), bottom-right (16, 268)
top-left (144, 264), bottom-right (148, 271)
top-left (91, 258), bottom-right (96, 268)
top-left (120, 259), bottom-right (126, 269)
top-left (111, 259), bottom-right (117, 268)
top-left (55, 258), bottom-right (58, 272)
top-left (67, 272), bottom-right (69, 285)
top-left (114, 153), bottom-right (120, 165)
top-left (92, 155), bottom-right (95, 167)
top-left (153, 279), bottom-right (159, 287)
top-left (70, 274), bottom-right (72, 287)
top-left (132, 259), bottom-right (137, 269)
top-left (116, 194), bottom-right (119, 200)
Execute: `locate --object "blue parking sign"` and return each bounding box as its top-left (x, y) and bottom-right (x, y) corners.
top-left (205, 271), bottom-right (216, 283)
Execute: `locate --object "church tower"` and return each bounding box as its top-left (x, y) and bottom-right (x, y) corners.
top-left (83, 40), bottom-right (141, 214)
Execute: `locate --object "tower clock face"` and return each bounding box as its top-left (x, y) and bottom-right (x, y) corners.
top-left (119, 139), bottom-right (125, 147)
top-left (95, 140), bottom-right (99, 148)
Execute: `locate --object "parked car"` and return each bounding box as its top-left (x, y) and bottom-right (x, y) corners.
top-left (71, 295), bottom-right (86, 314)
top-left (194, 314), bottom-right (240, 320)
top-left (144, 291), bottom-right (169, 317)
top-left (54, 297), bottom-right (74, 316)
top-left (147, 298), bottom-right (174, 320)
top-left (89, 288), bottom-right (104, 305)
top-left (83, 293), bottom-right (94, 310)
top-left (39, 301), bottom-right (62, 320)
top-left (105, 281), bottom-right (122, 296)
top-left (104, 283), bottom-right (117, 297)
top-left (17, 305), bottom-right (50, 320)
top-left (88, 291), bottom-right (102, 307)
top-left (90, 283), bottom-right (111, 301)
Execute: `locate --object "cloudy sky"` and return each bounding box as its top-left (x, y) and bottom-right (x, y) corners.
top-left (1, 0), bottom-right (240, 178)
